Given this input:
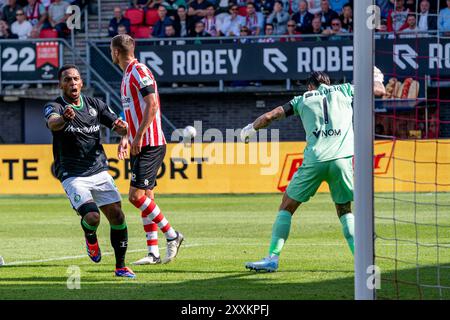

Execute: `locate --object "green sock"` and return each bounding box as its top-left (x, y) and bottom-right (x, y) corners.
top-left (268, 210), bottom-right (293, 256)
top-left (339, 213), bottom-right (355, 255)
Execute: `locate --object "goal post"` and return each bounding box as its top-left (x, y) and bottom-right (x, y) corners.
top-left (354, 0), bottom-right (375, 300)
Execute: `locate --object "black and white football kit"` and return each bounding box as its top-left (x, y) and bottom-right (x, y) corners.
top-left (44, 94), bottom-right (121, 210)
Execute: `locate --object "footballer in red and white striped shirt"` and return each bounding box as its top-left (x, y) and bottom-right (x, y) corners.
top-left (120, 58), bottom-right (166, 147)
top-left (111, 34), bottom-right (184, 266)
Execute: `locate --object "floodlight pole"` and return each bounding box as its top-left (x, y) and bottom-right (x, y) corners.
top-left (354, 0), bottom-right (375, 300)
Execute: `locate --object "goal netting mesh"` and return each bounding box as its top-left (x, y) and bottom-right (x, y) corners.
top-left (373, 0), bottom-right (450, 299)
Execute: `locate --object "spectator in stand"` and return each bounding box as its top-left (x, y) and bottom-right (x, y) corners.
top-left (386, 0), bottom-right (409, 32)
top-left (2, 0), bottom-right (21, 26)
top-left (237, 25), bottom-right (252, 43)
top-left (189, 20), bottom-right (211, 44)
top-left (174, 5), bottom-right (194, 37)
top-left (318, 0), bottom-right (339, 29)
top-left (328, 0), bottom-right (347, 14)
top-left (162, 0), bottom-right (187, 17)
top-left (291, 0), bottom-right (313, 34)
top-left (117, 24), bottom-right (128, 35)
top-left (0, 0), bottom-right (5, 11)
top-left (438, 0), bottom-right (450, 36)
top-left (310, 15), bottom-right (324, 39)
top-left (417, 0), bottom-right (436, 33)
top-left (108, 7), bottom-right (131, 37)
top-left (258, 22), bottom-right (275, 42)
top-left (188, 0), bottom-right (210, 23)
top-left (281, 19), bottom-right (301, 41)
top-left (218, 3), bottom-right (245, 36)
top-left (131, 0), bottom-right (151, 9)
top-left (322, 16), bottom-right (347, 40)
top-left (266, 0), bottom-right (289, 35)
top-left (404, 0), bottom-right (417, 12)
top-left (152, 5), bottom-right (174, 37)
top-left (307, 0), bottom-right (321, 14)
top-left (245, 2), bottom-right (264, 35)
top-left (201, 4), bottom-right (218, 36)
top-left (0, 18), bottom-right (18, 38)
top-left (260, 0), bottom-right (274, 15)
top-left (339, 3), bottom-right (352, 32)
top-left (24, 0), bottom-right (48, 38)
top-left (376, 0), bottom-right (394, 19)
top-left (164, 23), bottom-right (177, 37)
top-left (48, 0), bottom-right (70, 38)
top-left (41, 0), bottom-right (51, 8)
top-left (398, 13), bottom-right (422, 38)
top-left (11, 8), bottom-right (32, 39)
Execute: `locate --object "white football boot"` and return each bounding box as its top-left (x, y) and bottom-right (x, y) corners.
top-left (132, 253), bottom-right (161, 265)
top-left (162, 231), bottom-right (184, 264)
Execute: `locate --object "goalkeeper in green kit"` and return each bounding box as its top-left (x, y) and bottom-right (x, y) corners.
top-left (241, 69), bottom-right (386, 272)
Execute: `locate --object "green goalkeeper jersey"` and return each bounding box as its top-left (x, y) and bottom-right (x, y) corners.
top-left (289, 83), bottom-right (354, 165)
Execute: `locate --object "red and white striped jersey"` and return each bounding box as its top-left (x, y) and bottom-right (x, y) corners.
top-left (120, 58), bottom-right (166, 147)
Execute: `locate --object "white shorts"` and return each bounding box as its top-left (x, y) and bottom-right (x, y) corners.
top-left (62, 171), bottom-right (122, 210)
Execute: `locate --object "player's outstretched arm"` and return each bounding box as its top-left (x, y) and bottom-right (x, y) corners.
top-left (240, 106), bottom-right (286, 143)
top-left (112, 119), bottom-right (128, 136)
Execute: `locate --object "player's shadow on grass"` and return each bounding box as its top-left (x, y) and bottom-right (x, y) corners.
top-left (0, 264), bottom-right (448, 299)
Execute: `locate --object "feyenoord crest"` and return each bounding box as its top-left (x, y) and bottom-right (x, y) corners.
top-left (88, 107), bottom-right (97, 117)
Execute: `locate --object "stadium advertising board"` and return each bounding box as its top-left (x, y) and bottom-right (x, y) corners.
top-left (1, 140), bottom-right (449, 195)
top-left (91, 38), bottom-right (450, 83)
top-left (0, 41), bottom-right (60, 83)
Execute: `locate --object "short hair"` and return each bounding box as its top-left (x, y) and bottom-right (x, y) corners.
top-left (58, 64), bottom-right (81, 81)
top-left (306, 71), bottom-right (331, 87)
top-left (274, 0), bottom-right (283, 7)
top-left (265, 23), bottom-right (274, 29)
top-left (246, 2), bottom-right (256, 8)
top-left (111, 34), bottom-right (135, 56)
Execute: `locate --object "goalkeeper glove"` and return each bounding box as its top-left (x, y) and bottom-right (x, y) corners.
top-left (240, 123), bottom-right (257, 143)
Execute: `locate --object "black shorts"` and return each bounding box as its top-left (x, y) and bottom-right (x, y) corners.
top-left (130, 144), bottom-right (166, 190)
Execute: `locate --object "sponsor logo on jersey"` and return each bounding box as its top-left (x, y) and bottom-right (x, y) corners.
top-left (65, 124), bottom-right (100, 134)
top-left (312, 128), bottom-right (342, 138)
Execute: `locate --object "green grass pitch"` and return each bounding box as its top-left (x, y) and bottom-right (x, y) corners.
top-left (0, 194), bottom-right (449, 300)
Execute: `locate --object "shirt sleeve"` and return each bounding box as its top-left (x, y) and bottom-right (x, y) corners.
top-left (337, 83), bottom-right (354, 97)
top-left (96, 99), bottom-right (118, 129)
top-left (289, 95), bottom-right (304, 116)
top-left (43, 102), bottom-right (63, 121)
top-left (132, 64), bottom-right (156, 97)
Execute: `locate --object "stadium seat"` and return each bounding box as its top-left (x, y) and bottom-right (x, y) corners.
top-left (124, 8), bottom-right (144, 25)
top-left (133, 26), bottom-right (152, 39)
top-left (39, 28), bottom-right (58, 38)
top-left (238, 6), bottom-right (247, 17)
top-left (145, 9), bottom-right (159, 26)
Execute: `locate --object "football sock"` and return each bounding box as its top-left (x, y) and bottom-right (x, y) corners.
top-left (81, 218), bottom-right (98, 245)
top-left (268, 210), bottom-right (293, 257)
top-left (131, 196), bottom-right (177, 241)
top-left (110, 222), bottom-right (128, 269)
top-left (339, 213), bottom-right (355, 255)
top-left (144, 221), bottom-right (160, 257)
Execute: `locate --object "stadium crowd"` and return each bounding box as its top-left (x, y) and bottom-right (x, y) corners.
top-left (106, 0), bottom-right (450, 40)
top-left (0, 0), bottom-right (448, 40)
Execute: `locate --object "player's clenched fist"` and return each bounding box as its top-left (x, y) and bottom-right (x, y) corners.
top-left (112, 119), bottom-right (128, 136)
top-left (240, 123), bottom-right (257, 143)
top-left (62, 106), bottom-right (75, 122)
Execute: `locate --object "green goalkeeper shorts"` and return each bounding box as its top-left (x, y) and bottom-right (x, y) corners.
top-left (286, 157), bottom-right (354, 204)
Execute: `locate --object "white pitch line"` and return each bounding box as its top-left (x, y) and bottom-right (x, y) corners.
top-left (2, 242), bottom-right (434, 267)
top-left (2, 244), bottom-right (201, 266)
